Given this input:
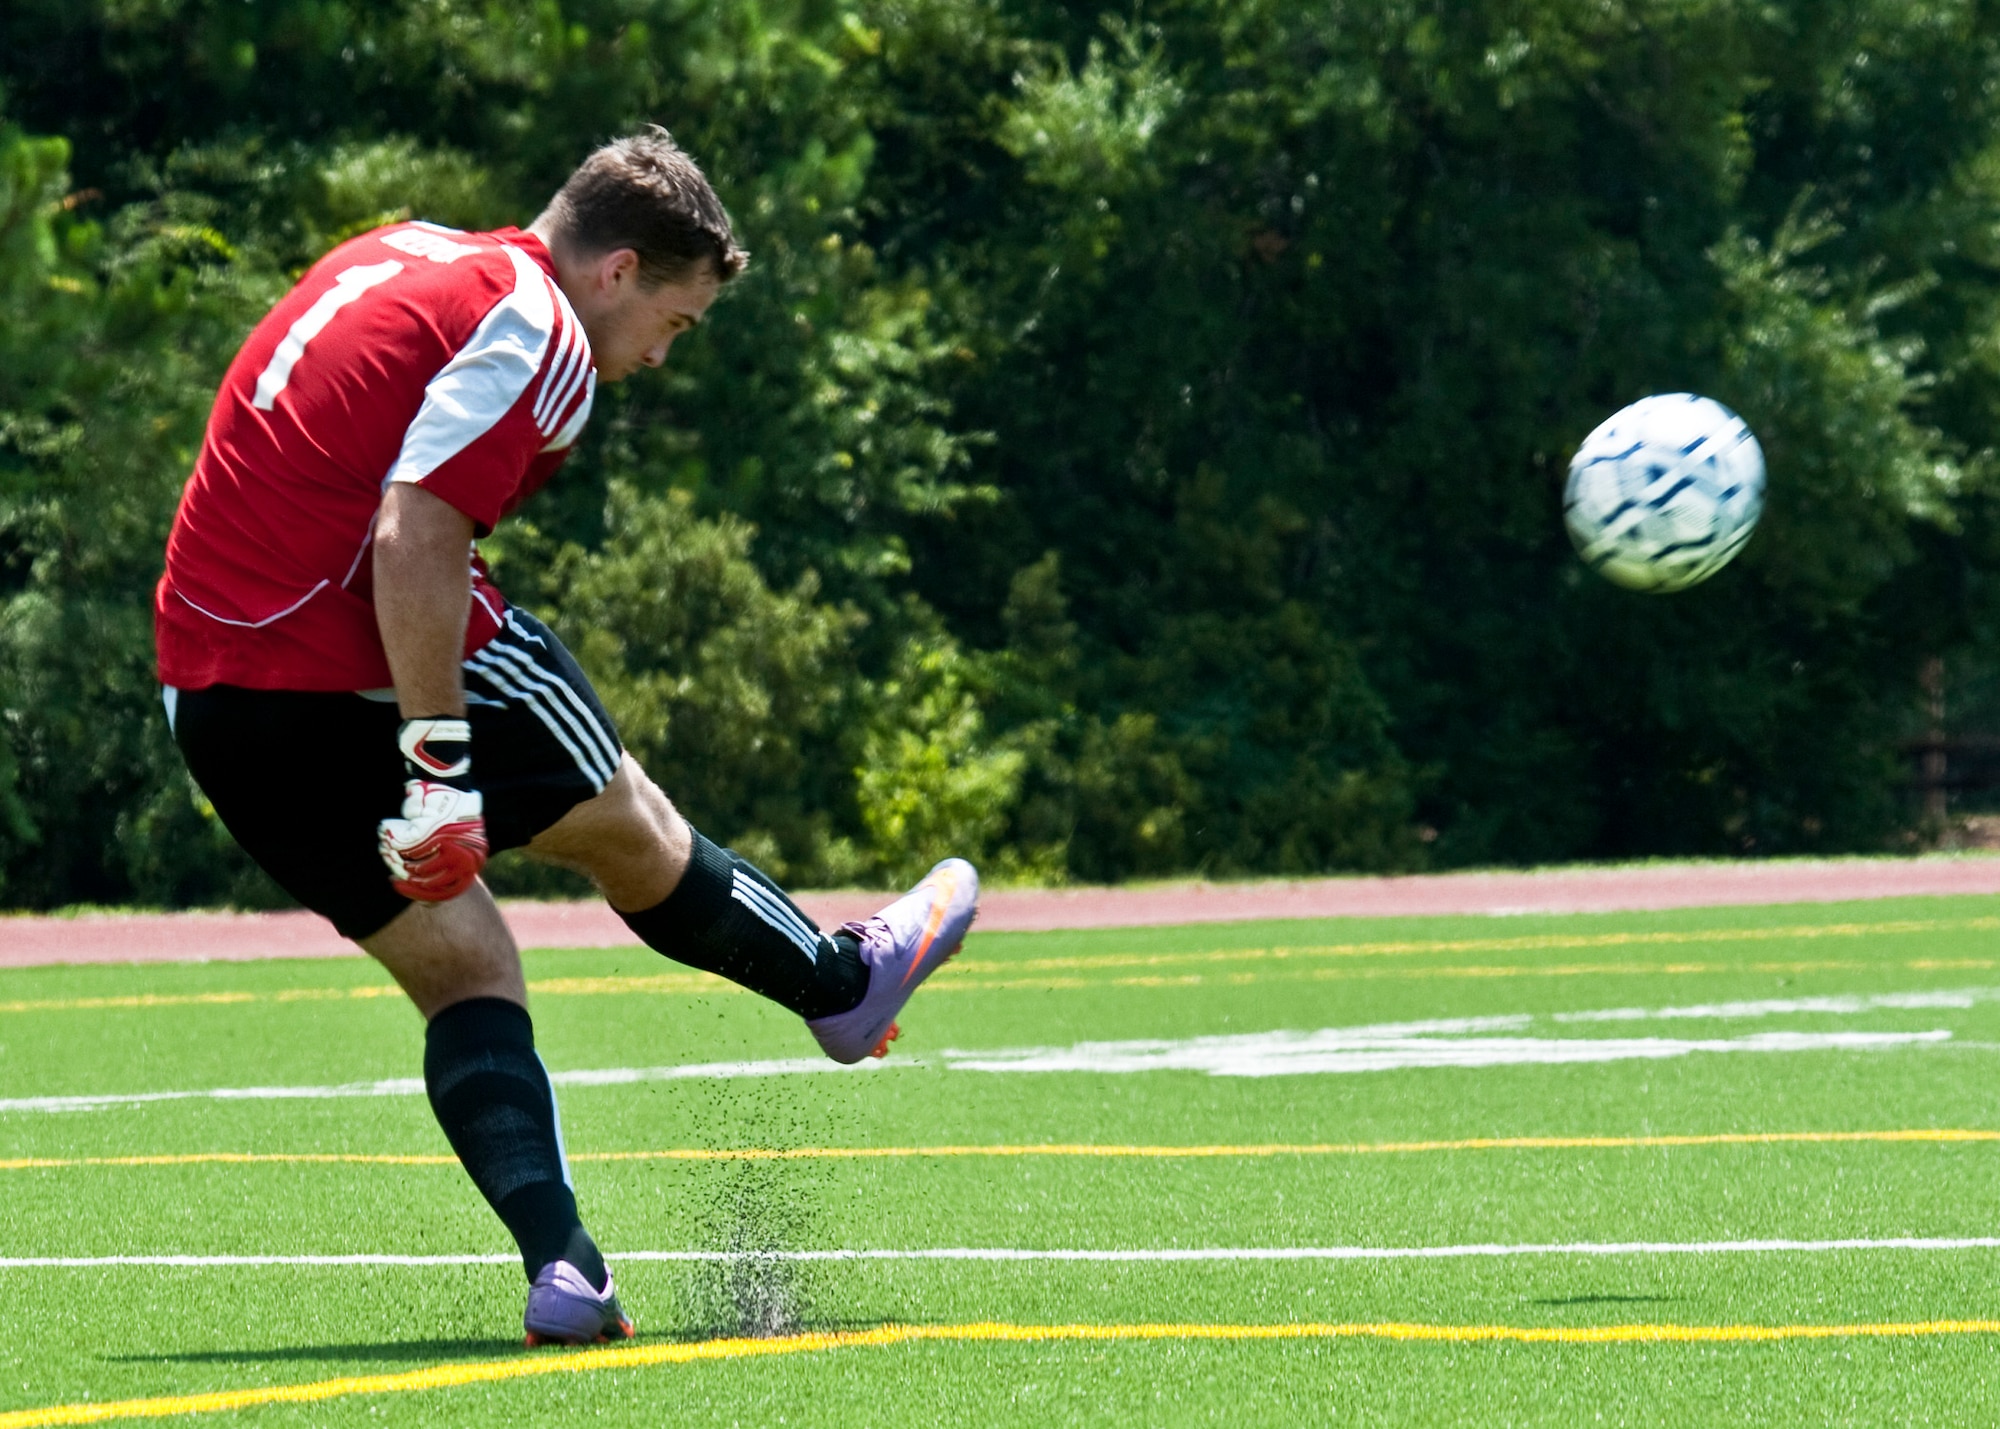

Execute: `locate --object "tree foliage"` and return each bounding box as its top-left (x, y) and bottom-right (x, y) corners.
top-left (3, 0), bottom-right (1999, 905)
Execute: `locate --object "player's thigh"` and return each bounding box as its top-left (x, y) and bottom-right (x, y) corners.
top-left (172, 684), bottom-right (518, 1010)
top-left (467, 609), bottom-right (688, 908)
top-left (464, 609), bottom-right (626, 849)
top-left (523, 755), bottom-right (690, 908)
top-left (170, 683), bottom-right (411, 941)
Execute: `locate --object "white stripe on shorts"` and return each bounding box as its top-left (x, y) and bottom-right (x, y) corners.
top-left (465, 643), bottom-right (618, 790)
top-left (731, 871), bottom-right (824, 963)
top-left (463, 650), bottom-right (603, 788)
top-left (478, 620), bottom-right (620, 771)
top-left (477, 630), bottom-right (621, 782)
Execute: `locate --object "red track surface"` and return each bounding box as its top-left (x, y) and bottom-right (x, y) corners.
top-left (4, 857), bottom-right (2000, 969)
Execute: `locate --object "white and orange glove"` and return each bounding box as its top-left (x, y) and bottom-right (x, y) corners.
top-left (377, 717), bottom-right (488, 901)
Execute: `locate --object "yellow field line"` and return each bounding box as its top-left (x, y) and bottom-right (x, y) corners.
top-left (0, 987), bottom-right (409, 1015)
top-left (0, 1153), bottom-right (459, 1170)
top-left (5, 1128), bottom-right (1995, 1173)
top-left (6, 914), bottom-right (1998, 1015)
top-left (964, 915), bottom-right (2000, 975)
top-left (569, 1129), bottom-right (2000, 1159)
top-left (525, 973), bottom-right (731, 996)
top-left (6, 1316), bottom-right (1998, 1426)
top-left (541, 953), bottom-right (2000, 993)
top-left (933, 960), bottom-right (1851, 991)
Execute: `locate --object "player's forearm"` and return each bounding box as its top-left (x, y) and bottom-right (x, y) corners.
top-left (374, 482), bottom-right (475, 719)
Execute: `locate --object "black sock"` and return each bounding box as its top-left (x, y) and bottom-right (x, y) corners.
top-left (424, 998), bottom-right (608, 1290)
top-left (619, 829), bottom-right (869, 1020)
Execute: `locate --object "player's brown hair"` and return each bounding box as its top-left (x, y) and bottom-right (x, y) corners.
top-left (544, 128), bottom-right (748, 285)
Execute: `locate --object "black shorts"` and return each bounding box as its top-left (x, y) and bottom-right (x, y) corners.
top-left (169, 609), bottom-right (623, 941)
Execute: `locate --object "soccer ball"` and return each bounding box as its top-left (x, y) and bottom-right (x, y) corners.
top-left (1563, 393), bottom-right (1765, 593)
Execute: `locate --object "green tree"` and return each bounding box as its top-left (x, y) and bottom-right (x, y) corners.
top-left (6, 0), bottom-right (2000, 907)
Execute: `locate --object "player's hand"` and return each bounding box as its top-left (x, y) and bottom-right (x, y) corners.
top-left (378, 717), bottom-right (488, 901)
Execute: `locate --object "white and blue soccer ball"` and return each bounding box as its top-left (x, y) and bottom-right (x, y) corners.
top-left (1563, 393), bottom-right (1765, 593)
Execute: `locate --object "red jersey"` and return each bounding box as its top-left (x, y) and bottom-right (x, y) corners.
top-left (155, 222), bottom-right (596, 691)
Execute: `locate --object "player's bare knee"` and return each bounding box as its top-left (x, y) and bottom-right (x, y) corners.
top-left (610, 761), bottom-right (686, 850)
top-left (525, 758), bottom-right (688, 909)
top-left (616, 758), bottom-right (687, 847)
top-left (361, 891), bottom-right (525, 1018)
top-left (591, 768), bottom-right (685, 905)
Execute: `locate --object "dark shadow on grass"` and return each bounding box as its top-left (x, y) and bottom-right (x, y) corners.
top-left (1526, 1294), bottom-right (1679, 1307)
top-left (110, 1316), bottom-right (906, 1367)
top-left (108, 1339), bottom-right (522, 1366)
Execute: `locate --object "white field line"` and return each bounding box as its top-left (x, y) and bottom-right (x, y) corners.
top-left (0, 992), bottom-right (1984, 1115)
top-left (0, 1058), bottom-right (898, 1115)
top-left (941, 1029), bottom-right (1949, 1076)
top-left (8, 1239), bottom-right (2000, 1269)
top-left (1555, 989), bottom-right (2000, 1024)
top-left (550, 1058), bottom-right (884, 1087)
top-left (0, 1030), bottom-right (1951, 1114)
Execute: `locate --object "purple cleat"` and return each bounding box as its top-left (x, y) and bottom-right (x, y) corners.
top-left (807, 858), bottom-right (980, 1064)
top-left (523, 1261), bottom-right (634, 1347)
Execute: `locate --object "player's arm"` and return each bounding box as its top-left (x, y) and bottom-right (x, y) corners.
top-left (375, 482), bottom-right (474, 719)
top-left (373, 480), bottom-right (487, 901)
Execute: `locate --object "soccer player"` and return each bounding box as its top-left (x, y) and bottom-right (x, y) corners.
top-left (153, 130), bottom-right (978, 1345)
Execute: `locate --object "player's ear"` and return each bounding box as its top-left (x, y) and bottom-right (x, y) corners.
top-left (598, 247), bottom-right (642, 293)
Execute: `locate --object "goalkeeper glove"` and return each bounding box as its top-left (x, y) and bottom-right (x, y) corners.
top-left (377, 716), bottom-right (488, 902)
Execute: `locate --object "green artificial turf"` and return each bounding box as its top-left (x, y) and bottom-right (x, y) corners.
top-left (4, 895), bottom-right (2000, 1424)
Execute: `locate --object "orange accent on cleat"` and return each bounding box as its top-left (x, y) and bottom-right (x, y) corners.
top-left (868, 1022), bottom-right (901, 1059)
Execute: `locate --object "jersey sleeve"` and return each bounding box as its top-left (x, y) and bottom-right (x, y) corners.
top-left (384, 245), bottom-right (596, 533)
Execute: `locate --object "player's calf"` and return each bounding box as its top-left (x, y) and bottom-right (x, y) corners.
top-left (614, 835), bottom-right (979, 1062)
top-left (534, 756), bottom-right (979, 1057)
top-left (615, 830), bottom-right (872, 1019)
top-left (424, 999), bottom-right (614, 1304)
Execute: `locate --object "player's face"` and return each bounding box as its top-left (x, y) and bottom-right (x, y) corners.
top-left (572, 251), bottom-right (721, 383)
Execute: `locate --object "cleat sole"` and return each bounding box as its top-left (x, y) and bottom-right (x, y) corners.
top-left (805, 858), bottom-right (979, 1064)
top-left (524, 1320), bottom-right (632, 1349)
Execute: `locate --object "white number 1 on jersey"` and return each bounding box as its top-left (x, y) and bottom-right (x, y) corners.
top-left (251, 260), bottom-right (405, 411)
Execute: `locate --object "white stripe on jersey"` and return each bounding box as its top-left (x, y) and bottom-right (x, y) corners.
top-left (542, 370), bottom-right (597, 454)
top-left (469, 584), bottom-right (505, 627)
top-left (538, 328), bottom-right (592, 435)
top-left (531, 274), bottom-right (595, 440)
top-left (532, 310), bottom-right (586, 432)
top-left (175, 580), bottom-right (330, 629)
top-left (384, 246), bottom-right (557, 487)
